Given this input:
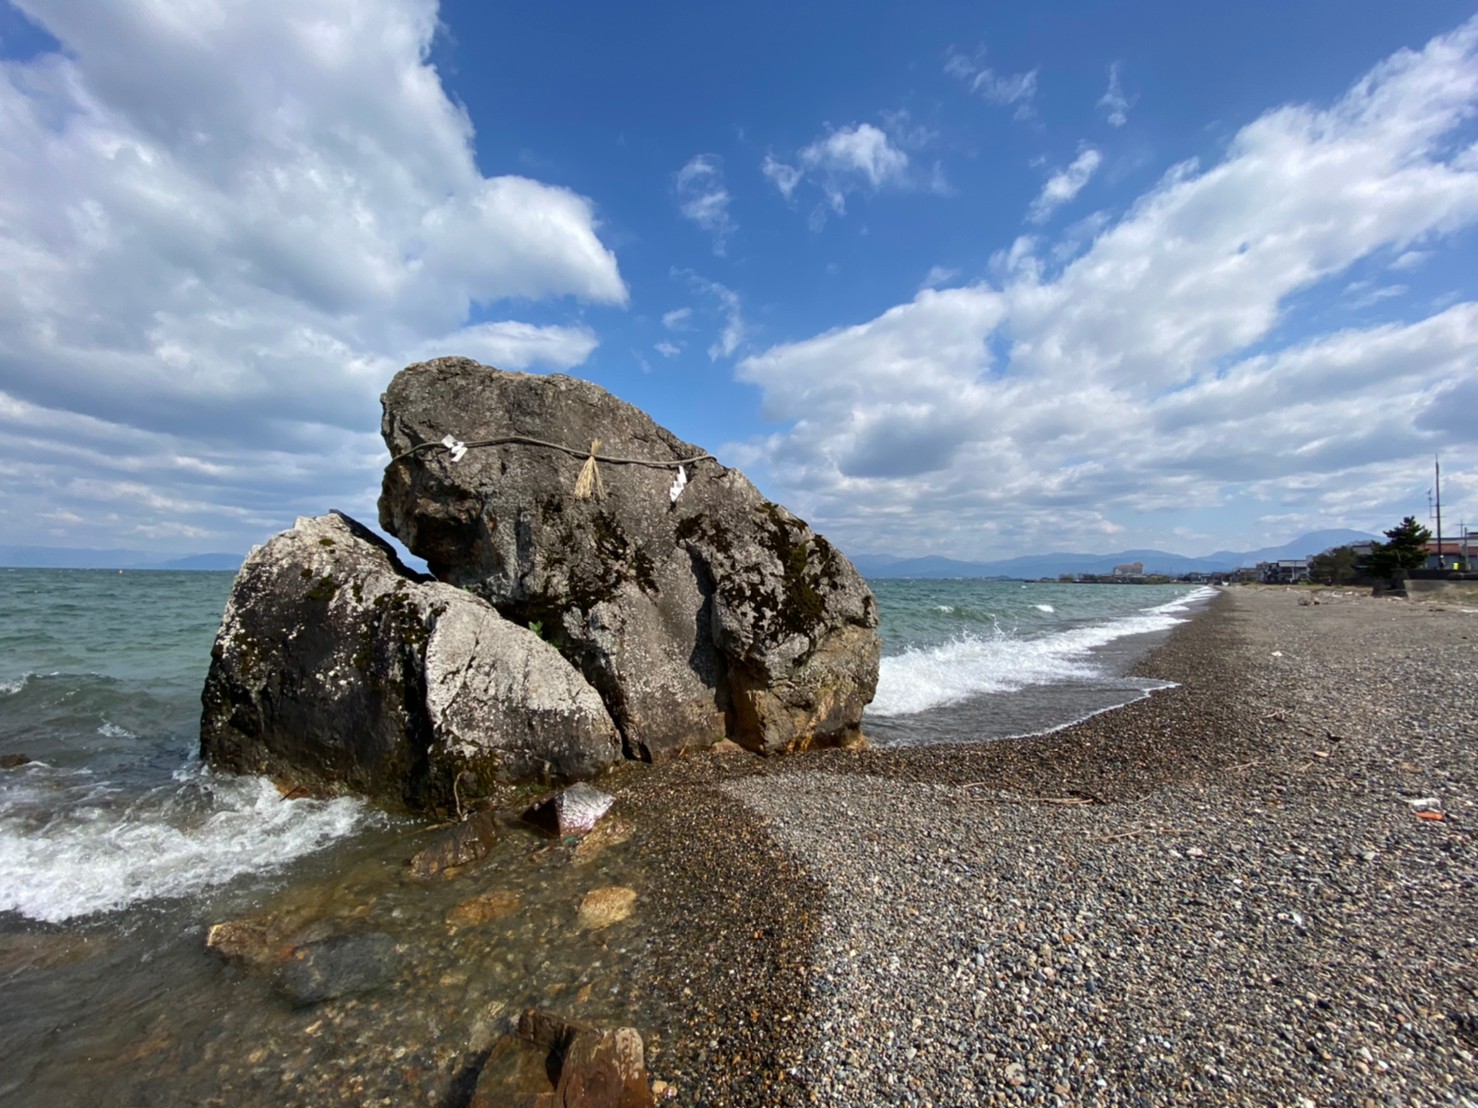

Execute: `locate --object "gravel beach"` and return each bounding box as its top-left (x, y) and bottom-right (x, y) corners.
top-left (620, 586), bottom-right (1478, 1106)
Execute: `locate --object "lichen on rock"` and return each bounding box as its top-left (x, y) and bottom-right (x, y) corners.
top-left (199, 511), bottom-right (621, 812)
top-left (378, 356), bottom-right (880, 758)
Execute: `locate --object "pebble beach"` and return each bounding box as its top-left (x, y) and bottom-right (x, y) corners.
top-left (619, 586), bottom-right (1478, 1105)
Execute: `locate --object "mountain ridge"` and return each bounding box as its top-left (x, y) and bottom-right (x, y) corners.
top-left (0, 546), bottom-right (244, 571)
top-left (1, 528), bottom-right (1377, 579)
top-left (849, 529), bottom-right (1376, 580)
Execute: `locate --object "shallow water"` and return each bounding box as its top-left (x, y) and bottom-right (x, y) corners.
top-left (0, 568), bottom-right (1210, 1103)
top-left (0, 795), bottom-right (670, 1105)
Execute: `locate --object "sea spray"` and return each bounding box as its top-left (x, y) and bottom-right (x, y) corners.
top-left (0, 763), bottom-right (371, 923)
top-left (869, 583), bottom-right (1214, 718)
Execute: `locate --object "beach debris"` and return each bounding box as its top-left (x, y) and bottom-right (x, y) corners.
top-left (199, 511), bottom-right (621, 812)
top-left (522, 781), bottom-right (615, 838)
top-left (407, 809), bottom-right (501, 878)
top-left (1405, 796), bottom-right (1442, 811)
top-left (1414, 810), bottom-right (1445, 821)
top-left (379, 356), bottom-right (879, 760)
top-left (577, 886), bottom-right (637, 930)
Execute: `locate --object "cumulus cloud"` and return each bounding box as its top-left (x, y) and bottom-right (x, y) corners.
top-left (1027, 148), bottom-right (1102, 224)
top-left (736, 17), bottom-right (1478, 558)
top-left (675, 154), bottom-right (735, 254)
top-left (0, 0), bottom-right (625, 551)
top-left (945, 49), bottom-right (1038, 119)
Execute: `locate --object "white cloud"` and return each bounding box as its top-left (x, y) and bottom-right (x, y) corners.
top-left (662, 307), bottom-right (693, 331)
top-left (0, 0), bottom-right (625, 551)
top-left (945, 49), bottom-right (1038, 119)
top-left (1391, 249), bottom-right (1432, 270)
top-left (684, 274), bottom-right (746, 361)
top-left (763, 119), bottom-right (931, 222)
top-left (802, 123), bottom-right (909, 189)
top-left (761, 154), bottom-right (804, 200)
top-left (1099, 62), bottom-right (1133, 127)
top-left (655, 341), bottom-right (681, 358)
top-left (421, 322), bottom-right (600, 371)
top-left (735, 17), bottom-right (1478, 558)
top-left (920, 265), bottom-right (961, 290)
top-left (676, 154), bottom-right (735, 254)
top-left (1027, 148), bottom-right (1102, 224)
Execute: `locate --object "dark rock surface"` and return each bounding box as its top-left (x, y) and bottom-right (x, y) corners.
top-left (199, 511), bottom-right (620, 811)
top-left (272, 932), bottom-right (398, 1007)
top-left (379, 357), bottom-right (879, 760)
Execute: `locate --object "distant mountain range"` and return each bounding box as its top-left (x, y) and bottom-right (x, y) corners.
top-left (0, 545), bottom-right (244, 571)
top-left (1, 527), bottom-right (1377, 579)
top-left (849, 529), bottom-right (1377, 580)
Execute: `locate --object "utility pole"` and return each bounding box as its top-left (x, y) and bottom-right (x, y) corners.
top-left (1435, 456), bottom-right (1443, 572)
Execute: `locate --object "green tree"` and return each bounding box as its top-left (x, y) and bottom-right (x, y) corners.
top-left (1367, 516), bottom-right (1432, 576)
top-left (1308, 544), bottom-right (1361, 584)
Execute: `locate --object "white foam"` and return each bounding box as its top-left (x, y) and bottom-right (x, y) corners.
top-left (871, 586), bottom-right (1214, 717)
top-left (0, 673), bottom-right (31, 696)
top-left (97, 721), bottom-right (136, 739)
top-left (0, 765), bottom-right (369, 923)
top-left (1034, 603), bottom-right (1055, 613)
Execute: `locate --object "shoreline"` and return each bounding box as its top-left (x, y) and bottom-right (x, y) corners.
top-left (618, 586), bottom-right (1478, 1104)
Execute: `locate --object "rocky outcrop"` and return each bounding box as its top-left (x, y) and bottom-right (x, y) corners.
top-left (379, 357), bottom-right (879, 760)
top-left (199, 511), bottom-right (621, 811)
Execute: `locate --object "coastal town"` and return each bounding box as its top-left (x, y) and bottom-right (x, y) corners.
top-left (1054, 530), bottom-right (1475, 586)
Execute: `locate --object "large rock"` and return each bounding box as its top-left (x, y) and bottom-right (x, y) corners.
top-left (379, 357), bottom-right (879, 759)
top-left (199, 511), bottom-right (621, 810)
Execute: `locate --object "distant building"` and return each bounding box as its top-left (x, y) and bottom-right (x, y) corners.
top-left (1423, 538), bottom-right (1472, 572)
top-left (1112, 562), bottom-right (1143, 577)
top-left (1258, 559), bottom-right (1310, 584)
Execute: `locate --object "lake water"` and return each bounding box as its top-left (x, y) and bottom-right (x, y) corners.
top-left (0, 566), bottom-right (1209, 1102)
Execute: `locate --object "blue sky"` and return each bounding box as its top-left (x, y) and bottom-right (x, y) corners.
top-left (1, 1), bottom-right (1476, 562)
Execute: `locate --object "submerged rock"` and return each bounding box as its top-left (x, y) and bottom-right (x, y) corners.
top-left (577, 886), bottom-right (637, 931)
top-left (379, 356), bottom-right (880, 759)
top-left (272, 931), bottom-right (397, 1007)
top-left (406, 810), bottom-right (501, 878)
top-left (199, 511), bottom-right (621, 811)
top-left (471, 1009), bottom-right (653, 1108)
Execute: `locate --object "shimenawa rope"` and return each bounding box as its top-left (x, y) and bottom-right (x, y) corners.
top-left (387, 434), bottom-right (715, 501)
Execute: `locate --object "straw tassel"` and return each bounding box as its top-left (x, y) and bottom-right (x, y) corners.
top-left (573, 438), bottom-right (604, 500)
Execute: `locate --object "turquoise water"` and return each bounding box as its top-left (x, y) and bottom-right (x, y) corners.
top-left (0, 569), bottom-right (1207, 923)
top-left (0, 567), bottom-right (1209, 1104)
